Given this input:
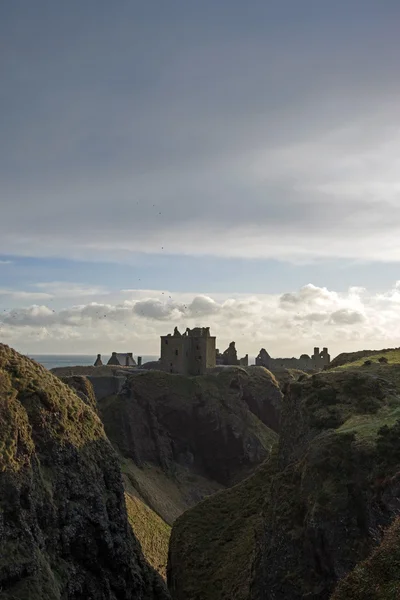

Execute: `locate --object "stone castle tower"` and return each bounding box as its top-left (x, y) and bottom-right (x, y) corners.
top-left (160, 326), bottom-right (216, 376)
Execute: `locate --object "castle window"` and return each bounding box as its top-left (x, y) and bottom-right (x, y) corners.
top-left (165, 339), bottom-right (168, 345)
top-left (175, 349), bottom-right (178, 356)
top-left (196, 345), bottom-right (199, 350)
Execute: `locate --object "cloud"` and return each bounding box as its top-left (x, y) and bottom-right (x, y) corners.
top-left (0, 260), bottom-right (12, 265)
top-left (2, 282), bottom-right (400, 357)
top-left (33, 282), bottom-right (109, 298)
top-left (1, 4), bottom-right (400, 264)
top-left (0, 289), bottom-right (53, 301)
top-left (329, 309), bottom-right (365, 325)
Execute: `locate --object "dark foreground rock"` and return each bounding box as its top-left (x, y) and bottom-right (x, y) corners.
top-left (99, 367), bottom-right (280, 489)
top-left (168, 364), bottom-right (400, 600)
top-left (0, 345), bottom-right (169, 600)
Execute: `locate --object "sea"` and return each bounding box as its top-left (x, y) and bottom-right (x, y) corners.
top-left (29, 354), bottom-right (159, 371)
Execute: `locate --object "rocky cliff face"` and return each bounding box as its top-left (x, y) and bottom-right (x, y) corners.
top-left (330, 516), bottom-right (400, 599)
top-left (168, 363), bottom-right (400, 600)
top-left (0, 345), bottom-right (169, 600)
top-left (99, 367), bottom-right (280, 492)
top-left (60, 375), bottom-right (98, 412)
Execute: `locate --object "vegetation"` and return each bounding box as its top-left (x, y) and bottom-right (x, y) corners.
top-left (0, 346), bottom-right (105, 473)
top-left (125, 491), bottom-right (171, 580)
top-left (0, 345), bottom-right (169, 600)
top-left (331, 518), bottom-right (400, 600)
top-left (168, 355), bottom-right (400, 599)
top-left (169, 451), bottom-right (278, 600)
top-left (329, 347), bottom-right (400, 369)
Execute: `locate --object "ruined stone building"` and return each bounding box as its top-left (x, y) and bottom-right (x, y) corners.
top-left (216, 341), bottom-right (249, 367)
top-left (255, 346), bottom-right (330, 371)
top-left (160, 326), bottom-right (216, 375)
top-left (94, 352), bottom-right (136, 367)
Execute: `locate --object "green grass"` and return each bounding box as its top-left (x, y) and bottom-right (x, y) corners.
top-left (168, 357), bottom-right (400, 599)
top-left (0, 345), bottom-right (105, 473)
top-left (332, 348), bottom-right (400, 370)
top-left (169, 451), bottom-right (278, 600)
top-left (120, 455), bottom-right (224, 526)
top-left (331, 518), bottom-right (400, 599)
top-left (125, 491), bottom-right (171, 580)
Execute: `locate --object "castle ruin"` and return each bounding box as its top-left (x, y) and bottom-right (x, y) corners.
top-left (216, 342), bottom-right (249, 367)
top-left (255, 346), bottom-right (330, 371)
top-left (160, 326), bottom-right (216, 375)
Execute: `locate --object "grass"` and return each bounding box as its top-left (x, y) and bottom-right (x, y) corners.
top-left (331, 348), bottom-right (400, 370)
top-left (120, 455), bottom-right (224, 525)
top-left (331, 518), bottom-right (400, 599)
top-left (168, 356), bottom-right (400, 599)
top-left (168, 451), bottom-right (278, 600)
top-left (0, 345), bottom-right (105, 473)
top-left (125, 490), bottom-right (171, 580)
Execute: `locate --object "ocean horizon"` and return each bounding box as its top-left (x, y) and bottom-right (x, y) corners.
top-left (29, 354), bottom-right (160, 371)
top-left (28, 354), bottom-right (257, 370)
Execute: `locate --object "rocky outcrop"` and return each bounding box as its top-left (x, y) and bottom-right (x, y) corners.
top-left (0, 345), bottom-right (169, 600)
top-left (60, 375), bottom-right (98, 412)
top-left (330, 517), bottom-right (400, 599)
top-left (168, 364), bottom-right (400, 600)
top-left (98, 367), bottom-right (281, 523)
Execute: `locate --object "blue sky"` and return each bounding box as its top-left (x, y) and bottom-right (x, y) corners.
top-left (2, 1), bottom-right (400, 356)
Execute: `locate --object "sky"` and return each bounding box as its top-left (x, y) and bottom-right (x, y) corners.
top-left (2, 0), bottom-right (400, 358)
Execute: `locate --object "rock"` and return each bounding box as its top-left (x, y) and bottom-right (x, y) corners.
top-left (168, 365), bottom-right (400, 600)
top-left (0, 344), bottom-right (169, 600)
top-left (330, 517), bottom-right (400, 599)
top-left (60, 375), bottom-right (98, 413)
top-left (97, 367), bottom-right (281, 523)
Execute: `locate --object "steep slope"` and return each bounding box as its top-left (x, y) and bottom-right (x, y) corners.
top-left (0, 344), bottom-right (169, 600)
top-left (98, 367), bottom-right (281, 525)
top-left (328, 347), bottom-right (400, 369)
top-left (330, 517), bottom-right (400, 599)
top-left (59, 375), bottom-right (98, 412)
top-left (168, 364), bottom-right (400, 600)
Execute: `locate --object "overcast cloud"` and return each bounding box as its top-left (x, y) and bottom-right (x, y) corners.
top-left (1, 2), bottom-right (400, 263)
top-left (2, 2), bottom-right (400, 357)
top-left (2, 282), bottom-right (400, 358)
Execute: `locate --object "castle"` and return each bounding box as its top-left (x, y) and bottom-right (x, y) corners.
top-left (255, 346), bottom-right (330, 371)
top-left (95, 327), bottom-right (330, 376)
top-left (160, 326), bottom-right (216, 375)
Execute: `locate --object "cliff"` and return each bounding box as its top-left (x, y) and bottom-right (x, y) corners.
top-left (168, 363), bottom-right (400, 600)
top-left (59, 375), bottom-right (98, 412)
top-left (331, 517), bottom-right (400, 599)
top-left (0, 345), bottom-right (169, 600)
top-left (98, 366), bottom-right (281, 525)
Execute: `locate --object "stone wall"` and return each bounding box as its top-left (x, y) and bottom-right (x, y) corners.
top-left (160, 327), bottom-right (216, 375)
top-left (256, 346), bottom-right (330, 371)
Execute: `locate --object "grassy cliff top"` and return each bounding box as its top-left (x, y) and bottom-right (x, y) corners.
top-left (331, 517), bottom-right (400, 600)
top-left (51, 364), bottom-right (137, 377)
top-left (168, 359), bottom-right (400, 600)
top-left (329, 347), bottom-right (400, 369)
top-left (285, 364), bottom-right (400, 441)
top-left (0, 344), bottom-right (104, 473)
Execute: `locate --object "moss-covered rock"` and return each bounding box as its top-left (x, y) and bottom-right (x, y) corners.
top-left (60, 375), bottom-right (98, 413)
top-left (330, 517), bottom-right (400, 599)
top-left (0, 345), bottom-right (169, 599)
top-left (98, 368), bottom-right (280, 520)
top-left (168, 364), bottom-right (400, 600)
